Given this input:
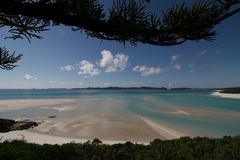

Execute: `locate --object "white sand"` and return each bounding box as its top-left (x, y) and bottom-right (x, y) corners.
top-left (0, 130), bottom-right (131, 145)
top-left (211, 91), bottom-right (240, 99)
top-left (0, 98), bottom-right (187, 144)
top-left (31, 114), bottom-right (164, 142)
top-left (0, 99), bottom-right (76, 112)
top-left (0, 116), bottom-right (186, 145)
top-left (139, 117), bottom-right (185, 139)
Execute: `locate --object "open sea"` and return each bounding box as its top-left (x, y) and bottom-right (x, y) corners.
top-left (0, 89), bottom-right (240, 137)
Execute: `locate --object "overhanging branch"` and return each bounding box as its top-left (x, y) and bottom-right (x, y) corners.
top-left (0, 47), bottom-right (23, 70)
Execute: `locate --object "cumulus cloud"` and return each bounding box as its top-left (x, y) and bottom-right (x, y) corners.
top-left (23, 73), bottom-right (33, 80)
top-left (169, 55), bottom-right (181, 71)
top-left (23, 73), bottom-right (37, 80)
top-left (133, 55), bottom-right (181, 76)
top-left (78, 60), bottom-right (100, 77)
top-left (133, 65), bottom-right (162, 76)
top-left (99, 50), bottom-right (128, 73)
top-left (99, 50), bottom-right (113, 68)
top-left (171, 55), bottom-right (179, 64)
top-left (60, 65), bottom-right (74, 71)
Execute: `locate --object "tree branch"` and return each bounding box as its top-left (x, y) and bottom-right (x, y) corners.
top-left (0, 47), bottom-right (23, 70)
top-left (0, 0), bottom-right (239, 46)
top-left (216, 7), bottom-right (240, 22)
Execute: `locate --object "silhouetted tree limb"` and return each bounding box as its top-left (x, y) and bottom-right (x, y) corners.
top-left (0, 0), bottom-right (239, 45)
top-left (0, 0), bottom-right (239, 70)
top-left (0, 47), bottom-right (22, 70)
top-left (1, 14), bottom-right (49, 42)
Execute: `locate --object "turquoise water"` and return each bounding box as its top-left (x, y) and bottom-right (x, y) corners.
top-left (0, 89), bottom-right (240, 137)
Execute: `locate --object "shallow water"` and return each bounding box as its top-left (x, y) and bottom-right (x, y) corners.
top-left (0, 89), bottom-right (240, 137)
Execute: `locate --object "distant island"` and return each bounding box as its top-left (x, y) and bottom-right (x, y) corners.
top-left (71, 87), bottom-right (192, 90)
top-left (0, 87), bottom-right (194, 90)
top-left (85, 87), bottom-right (168, 90)
top-left (220, 87), bottom-right (240, 94)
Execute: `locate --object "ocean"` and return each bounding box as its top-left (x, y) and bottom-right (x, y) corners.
top-left (0, 89), bottom-right (240, 138)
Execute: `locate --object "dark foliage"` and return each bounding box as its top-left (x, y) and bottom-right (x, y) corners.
top-left (0, 0), bottom-right (239, 70)
top-left (1, 0), bottom-right (239, 45)
top-left (0, 47), bottom-right (22, 70)
top-left (0, 136), bottom-right (240, 160)
top-left (220, 87), bottom-right (240, 94)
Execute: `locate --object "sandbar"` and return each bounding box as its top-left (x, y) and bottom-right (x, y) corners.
top-left (0, 99), bottom-right (76, 112)
top-left (211, 91), bottom-right (240, 99)
top-left (0, 115), bottom-right (186, 144)
top-left (0, 98), bottom-right (190, 144)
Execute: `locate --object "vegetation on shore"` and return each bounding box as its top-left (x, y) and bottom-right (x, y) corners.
top-left (220, 87), bottom-right (240, 94)
top-left (0, 136), bottom-right (240, 160)
top-left (0, 118), bottom-right (38, 133)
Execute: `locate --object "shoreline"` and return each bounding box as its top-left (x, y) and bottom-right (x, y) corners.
top-left (0, 130), bottom-right (136, 145)
top-left (1, 95), bottom-right (238, 145)
top-left (211, 91), bottom-right (240, 99)
top-left (0, 116), bottom-right (185, 145)
top-left (0, 98), bottom-right (187, 143)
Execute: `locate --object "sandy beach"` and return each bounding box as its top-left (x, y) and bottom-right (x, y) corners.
top-left (0, 98), bottom-right (187, 144)
top-left (0, 114), bottom-right (185, 145)
top-left (211, 91), bottom-right (240, 99)
top-left (1, 94), bottom-right (239, 145)
top-left (0, 130), bottom-right (129, 145)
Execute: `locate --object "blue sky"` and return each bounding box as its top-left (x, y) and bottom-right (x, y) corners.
top-left (0, 0), bottom-right (240, 89)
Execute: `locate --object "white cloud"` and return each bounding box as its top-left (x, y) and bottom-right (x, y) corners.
top-left (23, 73), bottom-right (33, 80)
top-left (60, 65), bottom-right (74, 71)
top-left (133, 55), bottom-right (181, 76)
top-left (169, 55), bottom-right (181, 71)
top-left (172, 63), bottom-right (181, 71)
top-left (99, 50), bottom-right (128, 73)
top-left (133, 65), bottom-right (162, 76)
top-left (78, 60), bottom-right (100, 77)
top-left (99, 50), bottom-right (113, 68)
top-left (23, 73), bottom-right (38, 80)
top-left (171, 55), bottom-right (179, 64)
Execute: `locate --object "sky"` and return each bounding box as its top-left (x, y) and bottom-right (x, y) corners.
top-left (0, 0), bottom-right (240, 89)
